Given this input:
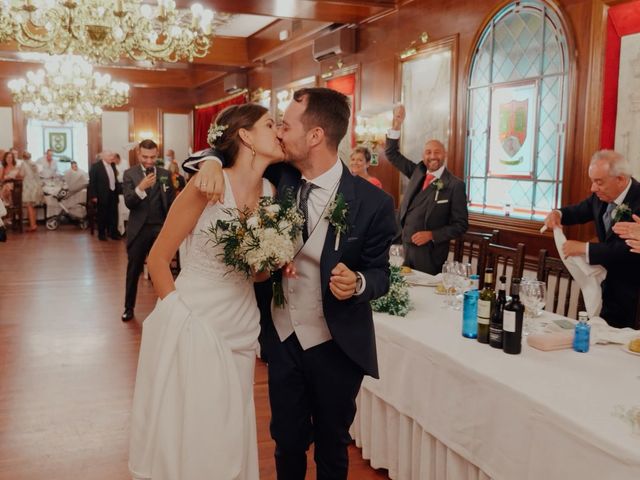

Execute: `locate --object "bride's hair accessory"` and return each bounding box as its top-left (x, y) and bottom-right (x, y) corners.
top-left (207, 123), bottom-right (228, 147)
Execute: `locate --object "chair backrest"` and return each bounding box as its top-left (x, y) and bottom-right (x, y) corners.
top-left (10, 179), bottom-right (23, 206)
top-left (536, 249), bottom-right (585, 319)
top-left (452, 230), bottom-right (499, 286)
top-left (485, 242), bottom-right (525, 291)
top-left (3, 179), bottom-right (24, 232)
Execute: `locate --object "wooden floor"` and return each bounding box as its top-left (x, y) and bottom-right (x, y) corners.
top-left (0, 227), bottom-right (389, 480)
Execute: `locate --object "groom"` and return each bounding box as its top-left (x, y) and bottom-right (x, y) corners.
top-left (185, 88), bottom-right (397, 479)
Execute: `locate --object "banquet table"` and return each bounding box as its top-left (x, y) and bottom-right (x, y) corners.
top-left (351, 285), bottom-right (640, 480)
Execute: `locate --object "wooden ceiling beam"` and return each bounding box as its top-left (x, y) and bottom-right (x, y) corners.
top-left (174, 0), bottom-right (396, 23)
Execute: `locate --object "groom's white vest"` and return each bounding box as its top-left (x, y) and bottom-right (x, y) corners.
top-left (272, 215), bottom-right (332, 350)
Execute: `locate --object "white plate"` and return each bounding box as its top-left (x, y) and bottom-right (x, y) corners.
top-left (621, 344), bottom-right (640, 356)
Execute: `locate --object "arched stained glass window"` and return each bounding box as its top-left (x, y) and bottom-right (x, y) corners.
top-left (465, 1), bottom-right (570, 220)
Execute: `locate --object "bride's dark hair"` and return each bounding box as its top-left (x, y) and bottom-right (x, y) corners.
top-left (212, 103), bottom-right (269, 167)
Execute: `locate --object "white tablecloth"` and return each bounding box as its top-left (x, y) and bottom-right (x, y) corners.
top-left (351, 287), bottom-right (640, 480)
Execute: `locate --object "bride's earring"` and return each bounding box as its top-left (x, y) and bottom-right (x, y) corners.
top-left (251, 146), bottom-right (256, 157)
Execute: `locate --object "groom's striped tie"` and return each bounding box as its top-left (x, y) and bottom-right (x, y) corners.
top-left (299, 179), bottom-right (317, 242)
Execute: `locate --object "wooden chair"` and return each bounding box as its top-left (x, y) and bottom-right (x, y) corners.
top-left (3, 179), bottom-right (24, 233)
top-left (536, 249), bottom-right (586, 319)
top-left (452, 230), bottom-right (499, 288)
top-left (485, 242), bottom-right (525, 292)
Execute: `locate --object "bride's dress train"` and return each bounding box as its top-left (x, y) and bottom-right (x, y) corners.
top-left (129, 173), bottom-right (270, 480)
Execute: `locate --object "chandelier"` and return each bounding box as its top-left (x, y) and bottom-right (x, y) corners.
top-left (0, 0), bottom-right (229, 64)
top-left (7, 54), bottom-right (130, 122)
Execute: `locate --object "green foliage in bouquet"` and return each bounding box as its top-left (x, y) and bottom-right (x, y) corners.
top-left (371, 265), bottom-right (412, 317)
top-left (206, 188), bottom-right (305, 308)
top-left (206, 188), bottom-right (304, 277)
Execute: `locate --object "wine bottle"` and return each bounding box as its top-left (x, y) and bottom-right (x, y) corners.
top-left (477, 268), bottom-right (495, 344)
top-left (503, 277), bottom-right (524, 355)
top-left (489, 275), bottom-right (507, 349)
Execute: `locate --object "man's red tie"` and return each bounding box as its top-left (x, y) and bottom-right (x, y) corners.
top-left (422, 173), bottom-right (436, 191)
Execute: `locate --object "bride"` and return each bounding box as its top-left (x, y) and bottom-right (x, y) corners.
top-left (128, 103), bottom-right (283, 480)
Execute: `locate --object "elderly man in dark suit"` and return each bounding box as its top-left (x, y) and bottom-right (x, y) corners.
top-left (88, 151), bottom-right (120, 241)
top-left (121, 139), bottom-right (175, 321)
top-left (385, 104), bottom-right (468, 275)
top-left (544, 150), bottom-right (640, 329)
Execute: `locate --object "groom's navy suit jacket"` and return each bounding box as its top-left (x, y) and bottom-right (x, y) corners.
top-left (560, 178), bottom-right (640, 329)
top-left (185, 151), bottom-right (398, 377)
top-left (271, 162), bottom-right (397, 377)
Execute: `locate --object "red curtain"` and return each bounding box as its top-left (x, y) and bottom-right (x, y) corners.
top-left (193, 92), bottom-right (247, 151)
top-left (327, 73), bottom-right (357, 147)
top-left (601, 1), bottom-right (640, 148)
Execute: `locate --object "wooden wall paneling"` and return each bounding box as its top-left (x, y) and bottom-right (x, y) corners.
top-left (11, 106), bottom-right (26, 152)
top-left (87, 118), bottom-right (102, 167)
top-left (248, 64), bottom-right (273, 88)
top-left (195, 78), bottom-right (228, 106)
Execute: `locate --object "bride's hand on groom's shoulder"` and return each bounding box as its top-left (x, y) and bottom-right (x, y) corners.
top-left (194, 161), bottom-right (225, 203)
top-left (329, 263), bottom-right (357, 301)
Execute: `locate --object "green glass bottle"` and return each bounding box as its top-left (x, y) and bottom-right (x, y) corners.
top-left (477, 268), bottom-right (495, 344)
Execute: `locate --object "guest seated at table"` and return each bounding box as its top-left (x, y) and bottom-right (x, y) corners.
top-left (1, 150), bottom-right (25, 206)
top-left (349, 146), bottom-right (382, 188)
top-left (543, 150), bottom-right (640, 329)
top-left (612, 213), bottom-right (640, 253)
top-left (20, 152), bottom-right (44, 232)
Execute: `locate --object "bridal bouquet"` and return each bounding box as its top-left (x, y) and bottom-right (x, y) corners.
top-left (206, 190), bottom-right (304, 306)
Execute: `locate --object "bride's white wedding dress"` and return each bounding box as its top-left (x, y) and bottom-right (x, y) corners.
top-left (129, 172), bottom-right (270, 480)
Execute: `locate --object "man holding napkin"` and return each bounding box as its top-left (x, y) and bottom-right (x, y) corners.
top-left (544, 150), bottom-right (640, 329)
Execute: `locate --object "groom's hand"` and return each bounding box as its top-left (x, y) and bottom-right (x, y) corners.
top-left (330, 263), bottom-right (357, 300)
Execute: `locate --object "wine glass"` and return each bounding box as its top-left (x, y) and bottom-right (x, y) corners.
top-left (520, 279), bottom-right (546, 335)
top-left (452, 262), bottom-right (470, 310)
top-left (441, 261), bottom-right (456, 308)
top-left (389, 244), bottom-right (405, 267)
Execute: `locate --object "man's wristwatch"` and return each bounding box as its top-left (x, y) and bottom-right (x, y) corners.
top-left (355, 272), bottom-right (364, 294)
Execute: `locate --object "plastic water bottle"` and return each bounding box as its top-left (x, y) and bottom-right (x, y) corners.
top-left (573, 311), bottom-right (590, 353)
top-left (462, 275), bottom-right (480, 339)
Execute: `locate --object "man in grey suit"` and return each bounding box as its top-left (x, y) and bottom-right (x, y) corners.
top-left (121, 139), bottom-right (175, 321)
top-left (385, 105), bottom-right (468, 274)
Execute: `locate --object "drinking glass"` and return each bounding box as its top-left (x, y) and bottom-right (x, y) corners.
top-left (451, 262), bottom-right (470, 311)
top-left (389, 244), bottom-right (405, 267)
top-left (520, 279), bottom-right (546, 335)
top-left (441, 261), bottom-right (456, 308)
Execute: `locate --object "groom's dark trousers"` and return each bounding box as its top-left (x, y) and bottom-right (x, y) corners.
top-left (264, 326), bottom-right (363, 480)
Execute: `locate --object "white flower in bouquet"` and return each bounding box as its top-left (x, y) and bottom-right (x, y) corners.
top-left (205, 188), bottom-right (305, 306)
top-left (265, 204), bottom-right (281, 217)
top-left (246, 215), bottom-right (260, 230)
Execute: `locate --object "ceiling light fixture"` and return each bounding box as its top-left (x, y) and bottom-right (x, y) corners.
top-left (7, 54), bottom-right (130, 123)
top-left (0, 0), bottom-right (230, 64)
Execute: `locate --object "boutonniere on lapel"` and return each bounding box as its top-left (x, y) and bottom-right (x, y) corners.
top-left (325, 193), bottom-right (349, 251)
top-left (612, 203), bottom-right (632, 224)
top-left (433, 178), bottom-right (444, 201)
top-left (158, 176), bottom-right (169, 193)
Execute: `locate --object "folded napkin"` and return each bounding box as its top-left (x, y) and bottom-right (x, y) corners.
top-left (553, 228), bottom-right (607, 318)
top-left (405, 271), bottom-right (442, 286)
top-left (588, 316), bottom-right (639, 345)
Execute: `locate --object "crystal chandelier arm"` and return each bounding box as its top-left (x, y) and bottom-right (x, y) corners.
top-left (6, 0), bottom-right (229, 64)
